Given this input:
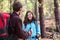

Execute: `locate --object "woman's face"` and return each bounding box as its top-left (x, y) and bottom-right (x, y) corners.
top-left (27, 12), bottom-right (33, 20)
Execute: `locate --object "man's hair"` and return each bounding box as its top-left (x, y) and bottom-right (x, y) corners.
top-left (13, 2), bottom-right (22, 12)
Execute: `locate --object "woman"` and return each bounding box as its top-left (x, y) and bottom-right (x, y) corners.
top-left (22, 11), bottom-right (41, 40)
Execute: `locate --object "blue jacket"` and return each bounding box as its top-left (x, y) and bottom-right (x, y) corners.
top-left (22, 21), bottom-right (41, 40)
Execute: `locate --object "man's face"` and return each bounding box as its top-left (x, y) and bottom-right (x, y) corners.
top-left (18, 8), bottom-right (22, 15)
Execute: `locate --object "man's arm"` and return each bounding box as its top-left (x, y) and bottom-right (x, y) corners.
top-left (14, 17), bottom-right (29, 39)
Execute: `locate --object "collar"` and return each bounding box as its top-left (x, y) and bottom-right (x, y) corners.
top-left (13, 12), bottom-right (19, 16)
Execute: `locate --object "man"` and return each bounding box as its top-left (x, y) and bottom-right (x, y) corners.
top-left (8, 2), bottom-right (30, 40)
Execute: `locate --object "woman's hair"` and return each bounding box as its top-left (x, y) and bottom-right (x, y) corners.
top-left (24, 11), bottom-right (36, 25)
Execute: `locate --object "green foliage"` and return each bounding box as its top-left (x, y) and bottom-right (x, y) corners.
top-left (43, 0), bottom-right (54, 19)
top-left (0, 0), bottom-right (60, 21)
top-left (0, 0), bottom-right (10, 12)
top-left (18, 0), bottom-right (35, 19)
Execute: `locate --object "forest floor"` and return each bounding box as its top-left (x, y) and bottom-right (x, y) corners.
top-left (19, 38), bottom-right (53, 40)
top-left (41, 38), bottom-right (53, 40)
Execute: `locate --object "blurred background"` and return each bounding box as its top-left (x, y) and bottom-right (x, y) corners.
top-left (0, 0), bottom-right (60, 40)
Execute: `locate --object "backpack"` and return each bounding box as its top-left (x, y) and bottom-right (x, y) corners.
top-left (0, 13), bottom-right (10, 36)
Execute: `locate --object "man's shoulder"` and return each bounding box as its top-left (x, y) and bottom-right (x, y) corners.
top-left (13, 16), bottom-right (22, 21)
top-left (10, 13), bottom-right (18, 18)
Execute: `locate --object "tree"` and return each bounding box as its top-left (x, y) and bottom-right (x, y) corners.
top-left (14, 0), bottom-right (17, 3)
top-left (34, 0), bottom-right (38, 19)
top-left (0, 0), bottom-right (3, 12)
top-left (54, 0), bottom-right (60, 32)
top-left (10, 0), bottom-right (12, 13)
top-left (38, 0), bottom-right (45, 38)
top-left (25, 0), bottom-right (27, 4)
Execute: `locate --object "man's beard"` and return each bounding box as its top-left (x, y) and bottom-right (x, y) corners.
top-left (19, 12), bottom-right (20, 15)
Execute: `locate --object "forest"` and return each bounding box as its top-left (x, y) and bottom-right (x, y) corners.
top-left (0, 0), bottom-right (60, 40)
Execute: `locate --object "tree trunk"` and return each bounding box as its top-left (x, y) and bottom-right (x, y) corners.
top-left (38, 0), bottom-right (45, 38)
top-left (10, 0), bottom-right (12, 13)
top-left (34, 0), bottom-right (38, 20)
top-left (25, 0), bottom-right (27, 4)
top-left (14, 0), bottom-right (17, 3)
top-left (54, 0), bottom-right (60, 32)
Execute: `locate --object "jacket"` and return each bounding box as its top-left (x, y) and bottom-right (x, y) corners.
top-left (22, 21), bottom-right (41, 40)
top-left (8, 12), bottom-right (29, 39)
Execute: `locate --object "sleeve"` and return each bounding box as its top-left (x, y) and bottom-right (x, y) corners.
top-left (13, 17), bottom-right (29, 39)
top-left (36, 21), bottom-right (41, 34)
top-left (22, 23), bottom-right (25, 30)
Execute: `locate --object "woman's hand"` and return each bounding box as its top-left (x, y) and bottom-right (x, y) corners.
top-left (24, 29), bottom-right (26, 32)
top-left (36, 34), bottom-right (41, 38)
top-left (28, 29), bottom-right (32, 36)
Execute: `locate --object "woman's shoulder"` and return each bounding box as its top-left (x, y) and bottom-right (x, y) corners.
top-left (32, 20), bottom-right (37, 23)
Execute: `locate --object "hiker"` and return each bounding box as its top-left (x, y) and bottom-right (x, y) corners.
top-left (22, 11), bottom-right (41, 40)
top-left (8, 2), bottom-right (31, 40)
top-left (0, 12), bottom-right (10, 40)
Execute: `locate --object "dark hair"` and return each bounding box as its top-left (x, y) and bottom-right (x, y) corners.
top-left (24, 11), bottom-right (36, 25)
top-left (13, 2), bottom-right (22, 12)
